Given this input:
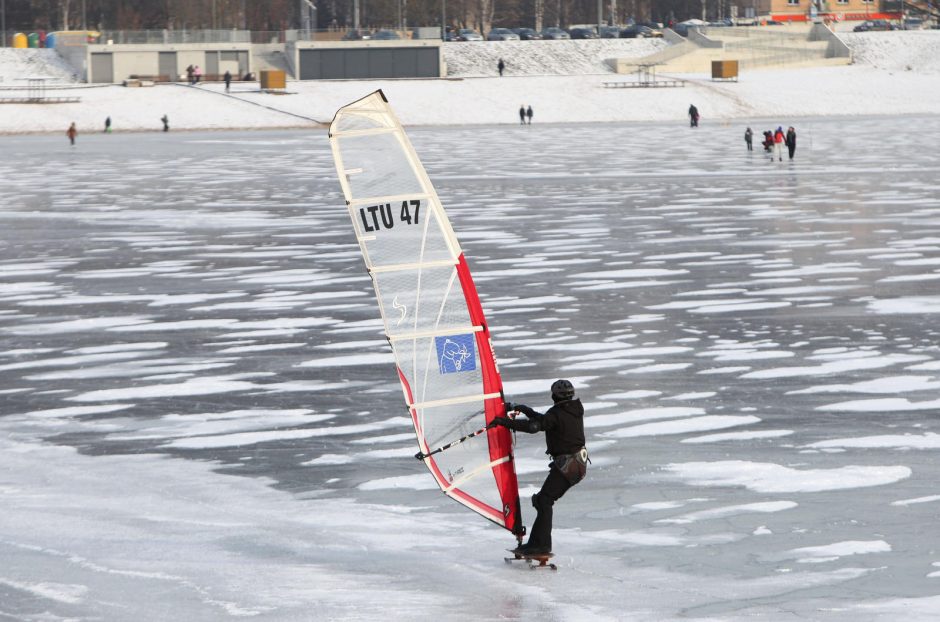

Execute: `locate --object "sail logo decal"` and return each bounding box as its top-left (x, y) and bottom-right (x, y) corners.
top-left (392, 295), bottom-right (407, 325)
top-left (435, 334), bottom-right (476, 374)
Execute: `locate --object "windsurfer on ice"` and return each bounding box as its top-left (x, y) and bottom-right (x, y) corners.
top-left (494, 379), bottom-right (587, 555)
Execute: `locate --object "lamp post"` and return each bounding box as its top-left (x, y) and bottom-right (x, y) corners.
top-left (441, 0), bottom-right (446, 40)
top-left (2, 0), bottom-right (6, 48)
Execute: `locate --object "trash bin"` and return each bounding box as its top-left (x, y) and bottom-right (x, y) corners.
top-left (45, 33), bottom-right (57, 48)
top-left (260, 70), bottom-right (286, 90)
top-left (12, 33), bottom-right (28, 48)
top-left (27, 32), bottom-right (40, 48)
top-left (711, 60), bottom-right (739, 81)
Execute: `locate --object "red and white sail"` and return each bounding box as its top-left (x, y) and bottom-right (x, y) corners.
top-left (329, 90), bottom-right (523, 535)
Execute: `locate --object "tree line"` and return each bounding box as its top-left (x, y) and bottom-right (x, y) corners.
top-left (6, 0), bottom-right (712, 37)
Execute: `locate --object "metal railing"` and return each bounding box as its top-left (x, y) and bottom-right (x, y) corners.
top-left (68, 28), bottom-right (428, 46)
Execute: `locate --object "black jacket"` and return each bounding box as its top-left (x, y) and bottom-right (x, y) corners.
top-left (505, 399), bottom-right (585, 457)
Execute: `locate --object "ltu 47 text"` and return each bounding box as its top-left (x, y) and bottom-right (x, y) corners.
top-left (359, 200), bottom-right (422, 232)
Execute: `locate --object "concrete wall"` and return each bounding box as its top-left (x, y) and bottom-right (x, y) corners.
top-left (54, 45), bottom-right (88, 81)
top-left (809, 23), bottom-right (852, 58)
top-left (86, 43), bottom-right (252, 83)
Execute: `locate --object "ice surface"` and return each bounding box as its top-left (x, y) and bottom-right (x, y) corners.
top-left (4, 117), bottom-right (940, 620)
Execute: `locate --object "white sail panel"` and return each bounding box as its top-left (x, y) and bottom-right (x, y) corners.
top-left (329, 90), bottom-right (522, 535)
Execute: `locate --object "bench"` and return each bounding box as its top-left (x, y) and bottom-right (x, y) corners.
top-left (128, 74), bottom-right (172, 83)
top-left (0, 96), bottom-right (81, 104)
top-left (603, 79), bottom-right (684, 88)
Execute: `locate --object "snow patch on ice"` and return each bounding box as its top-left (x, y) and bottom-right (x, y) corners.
top-left (602, 415), bottom-right (760, 438)
top-left (659, 461), bottom-right (912, 493)
top-left (807, 433), bottom-right (940, 450)
top-left (771, 540), bottom-right (891, 564)
top-left (656, 501), bottom-right (797, 524)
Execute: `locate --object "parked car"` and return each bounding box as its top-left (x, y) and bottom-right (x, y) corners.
top-left (599, 25), bottom-right (621, 38)
top-left (342, 29), bottom-right (371, 40)
top-left (568, 27), bottom-right (598, 39)
top-left (620, 25), bottom-right (661, 38)
top-left (637, 25), bottom-right (663, 37)
top-left (853, 19), bottom-right (895, 31)
top-left (620, 25), bottom-right (640, 38)
top-left (541, 27), bottom-right (570, 39)
top-left (487, 28), bottom-right (520, 40)
top-left (512, 27), bottom-right (543, 40)
top-left (902, 17), bottom-right (925, 29)
top-left (372, 29), bottom-right (401, 39)
top-left (457, 28), bottom-right (484, 41)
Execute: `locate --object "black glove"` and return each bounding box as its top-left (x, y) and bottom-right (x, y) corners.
top-left (504, 402), bottom-right (517, 412)
top-left (493, 417), bottom-right (513, 428)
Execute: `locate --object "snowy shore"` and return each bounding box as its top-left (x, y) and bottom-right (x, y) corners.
top-left (0, 30), bottom-right (939, 134)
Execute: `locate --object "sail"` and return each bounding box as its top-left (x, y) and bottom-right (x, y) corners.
top-left (329, 90), bottom-right (523, 535)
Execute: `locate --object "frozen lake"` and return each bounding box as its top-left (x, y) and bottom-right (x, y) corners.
top-left (4, 115), bottom-right (940, 620)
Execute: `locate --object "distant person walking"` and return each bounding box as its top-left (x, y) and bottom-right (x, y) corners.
top-left (66, 122), bottom-right (77, 145)
top-left (186, 64), bottom-right (194, 84)
top-left (785, 126), bottom-right (797, 160)
top-left (519, 105), bottom-right (526, 125)
top-left (688, 104), bottom-right (699, 128)
top-left (498, 58), bottom-right (505, 77)
top-left (744, 127), bottom-right (753, 151)
top-left (161, 114), bottom-right (169, 132)
top-left (773, 126), bottom-right (785, 161)
top-left (526, 105), bottom-right (533, 125)
top-left (104, 116), bottom-right (112, 134)
top-left (194, 65), bottom-right (203, 84)
top-left (224, 70), bottom-right (232, 92)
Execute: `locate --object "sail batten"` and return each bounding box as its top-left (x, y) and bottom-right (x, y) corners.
top-left (348, 193), bottom-right (435, 207)
top-left (369, 259), bottom-right (458, 274)
top-left (329, 90), bottom-right (523, 536)
top-left (387, 325), bottom-right (481, 342)
top-left (409, 391), bottom-right (503, 410)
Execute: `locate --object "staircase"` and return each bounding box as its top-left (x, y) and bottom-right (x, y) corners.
top-left (609, 24), bottom-right (851, 74)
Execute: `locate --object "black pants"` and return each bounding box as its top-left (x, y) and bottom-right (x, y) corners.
top-left (527, 465), bottom-right (575, 550)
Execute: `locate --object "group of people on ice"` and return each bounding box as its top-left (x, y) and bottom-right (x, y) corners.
top-left (690, 104), bottom-right (797, 161)
top-left (746, 126), bottom-right (797, 161)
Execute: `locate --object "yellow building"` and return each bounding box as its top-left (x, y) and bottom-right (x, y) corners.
top-left (747, 0), bottom-right (900, 22)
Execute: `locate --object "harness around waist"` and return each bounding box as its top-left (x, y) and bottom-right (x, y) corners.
top-left (552, 447), bottom-right (589, 484)
top-left (553, 447), bottom-right (589, 464)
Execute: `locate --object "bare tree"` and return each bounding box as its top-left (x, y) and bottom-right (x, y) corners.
top-left (478, 0), bottom-right (495, 33)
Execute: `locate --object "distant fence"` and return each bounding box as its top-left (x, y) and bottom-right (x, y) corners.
top-left (66, 28), bottom-right (436, 46)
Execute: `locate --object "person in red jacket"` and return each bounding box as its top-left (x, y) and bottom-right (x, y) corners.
top-left (773, 126), bottom-right (785, 162)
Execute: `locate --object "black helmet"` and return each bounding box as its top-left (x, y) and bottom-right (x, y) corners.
top-left (550, 379), bottom-right (575, 401)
